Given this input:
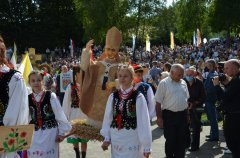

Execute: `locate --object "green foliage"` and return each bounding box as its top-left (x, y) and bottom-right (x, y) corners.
top-left (74, 0), bottom-right (130, 44)
top-left (127, 0), bottom-right (164, 44)
top-left (209, 0), bottom-right (240, 33)
top-left (174, 0), bottom-right (208, 43)
top-left (0, 0), bottom-right (83, 52)
top-left (152, 5), bottom-right (176, 45)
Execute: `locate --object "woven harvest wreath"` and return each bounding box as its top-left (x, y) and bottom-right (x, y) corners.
top-left (70, 119), bottom-right (104, 142)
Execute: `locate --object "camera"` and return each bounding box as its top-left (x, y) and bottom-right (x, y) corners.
top-left (218, 62), bottom-right (225, 73)
top-left (217, 62), bottom-right (226, 82)
top-left (210, 73), bottom-right (226, 82)
top-left (218, 73), bottom-right (226, 82)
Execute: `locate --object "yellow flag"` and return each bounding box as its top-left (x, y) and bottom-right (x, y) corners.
top-left (170, 32), bottom-right (174, 50)
top-left (18, 53), bottom-right (33, 85)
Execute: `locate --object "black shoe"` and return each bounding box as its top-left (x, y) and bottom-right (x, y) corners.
top-left (205, 138), bottom-right (219, 142)
top-left (188, 147), bottom-right (199, 152)
top-left (205, 135), bottom-right (211, 138)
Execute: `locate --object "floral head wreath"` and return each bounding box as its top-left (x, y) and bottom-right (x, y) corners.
top-left (39, 70), bottom-right (47, 77)
top-left (39, 63), bottom-right (51, 74)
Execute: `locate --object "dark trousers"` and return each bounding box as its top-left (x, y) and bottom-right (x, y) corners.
top-left (224, 113), bottom-right (240, 158)
top-left (163, 110), bottom-right (189, 158)
top-left (189, 109), bottom-right (202, 149)
top-left (205, 101), bottom-right (219, 139)
top-left (59, 92), bottom-right (65, 106)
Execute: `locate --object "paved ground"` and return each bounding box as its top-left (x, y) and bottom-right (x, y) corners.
top-left (60, 120), bottom-right (232, 158)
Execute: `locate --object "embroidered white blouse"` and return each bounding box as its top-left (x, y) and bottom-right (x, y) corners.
top-left (101, 87), bottom-right (152, 156)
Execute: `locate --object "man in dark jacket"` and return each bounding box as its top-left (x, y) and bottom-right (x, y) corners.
top-left (184, 66), bottom-right (206, 151)
top-left (213, 59), bottom-right (240, 158)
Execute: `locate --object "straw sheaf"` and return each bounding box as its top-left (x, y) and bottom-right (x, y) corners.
top-left (71, 119), bottom-right (104, 142)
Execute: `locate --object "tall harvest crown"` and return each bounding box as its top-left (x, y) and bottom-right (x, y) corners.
top-left (105, 27), bottom-right (122, 51)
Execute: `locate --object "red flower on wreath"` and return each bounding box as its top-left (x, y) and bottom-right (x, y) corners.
top-left (20, 131), bottom-right (27, 138)
top-left (8, 139), bottom-right (15, 146)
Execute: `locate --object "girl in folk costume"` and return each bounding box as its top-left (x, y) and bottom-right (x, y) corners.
top-left (0, 35), bottom-right (29, 158)
top-left (101, 65), bottom-right (152, 158)
top-left (62, 66), bottom-right (88, 158)
top-left (27, 71), bottom-right (71, 158)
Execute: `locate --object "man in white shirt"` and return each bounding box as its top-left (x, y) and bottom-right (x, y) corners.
top-left (155, 64), bottom-right (190, 158)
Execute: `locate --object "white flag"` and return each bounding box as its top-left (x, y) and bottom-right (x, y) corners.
top-left (10, 42), bottom-right (17, 69)
top-left (132, 34), bottom-right (136, 51)
top-left (193, 31), bottom-right (196, 46)
top-left (70, 39), bottom-right (74, 58)
top-left (146, 34), bottom-right (150, 52)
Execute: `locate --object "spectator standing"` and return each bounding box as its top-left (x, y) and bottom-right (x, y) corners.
top-left (204, 59), bottom-right (219, 141)
top-left (213, 59), bottom-right (240, 158)
top-left (155, 64), bottom-right (190, 158)
top-left (184, 67), bottom-right (206, 151)
top-left (56, 65), bottom-right (68, 105)
top-left (149, 61), bottom-right (161, 85)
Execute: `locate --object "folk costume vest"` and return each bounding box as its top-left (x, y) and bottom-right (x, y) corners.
top-left (29, 91), bottom-right (58, 131)
top-left (111, 89), bottom-right (139, 130)
top-left (137, 82), bottom-right (150, 103)
top-left (0, 69), bottom-right (17, 126)
top-left (71, 84), bottom-right (80, 108)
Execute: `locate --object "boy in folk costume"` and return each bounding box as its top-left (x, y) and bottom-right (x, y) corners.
top-left (133, 64), bottom-right (156, 120)
top-left (79, 27), bottom-right (122, 126)
top-left (0, 35), bottom-right (29, 158)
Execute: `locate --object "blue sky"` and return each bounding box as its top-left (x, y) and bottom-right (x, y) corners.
top-left (166, 0), bottom-right (174, 6)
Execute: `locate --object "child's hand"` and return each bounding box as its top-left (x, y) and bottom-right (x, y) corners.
top-left (143, 152), bottom-right (151, 158)
top-left (55, 135), bottom-right (65, 143)
top-left (101, 141), bottom-right (110, 151)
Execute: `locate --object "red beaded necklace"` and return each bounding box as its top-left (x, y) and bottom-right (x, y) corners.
top-left (0, 72), bottom-right (3, 78)
top-left (0, 71), bottom-right (6, 78)
top-left (31, 91), bottom-right (46, 128)
top-left (116, 87), bottom-right (134, 130)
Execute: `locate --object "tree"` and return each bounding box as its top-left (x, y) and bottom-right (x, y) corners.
top-left (209, 0), bottom-right (240, 33)
top-left (174, 0), bottom-right (208, 43)
top-left (0, 0), bottom-right (38, 50)
top-left (36, 0), bottom-right (83, 50)
top-left (74, 0), bottom-right (130, 44)
top-left (151, 5), bottom-right (176, 45)
top-left (127, 0), bottom-right (164, 43)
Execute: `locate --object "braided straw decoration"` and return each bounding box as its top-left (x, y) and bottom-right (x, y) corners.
top-left (70, 119), bottom-right (104, 142)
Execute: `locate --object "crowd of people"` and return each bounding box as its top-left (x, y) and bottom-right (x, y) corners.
top-left (0, 27), bottom-right (240, 158)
